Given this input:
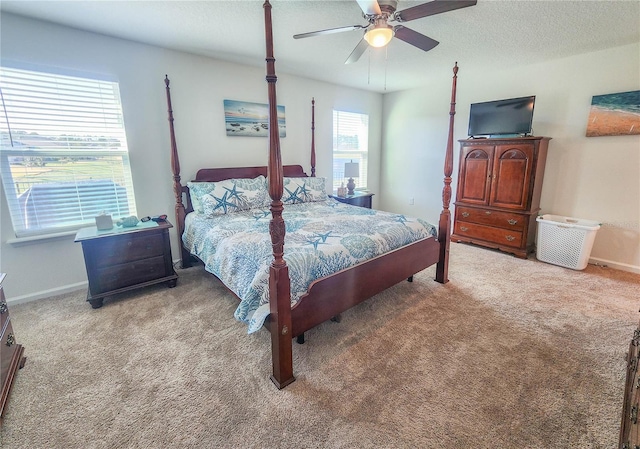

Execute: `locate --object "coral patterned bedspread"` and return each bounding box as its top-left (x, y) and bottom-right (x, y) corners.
top-left (183, 198), bottom-right (437, 333)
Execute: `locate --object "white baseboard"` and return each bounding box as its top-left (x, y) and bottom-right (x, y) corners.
top-left (589, 257), bottom-right (640, 274)
top-left (7, 281), bottom-right (88, 306)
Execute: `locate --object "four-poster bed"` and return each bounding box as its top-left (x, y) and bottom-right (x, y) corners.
top-left (164, 0), bottom-right (457, 389)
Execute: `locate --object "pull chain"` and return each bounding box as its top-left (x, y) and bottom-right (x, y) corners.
top-left (384, 45), bottom-right (388, 92)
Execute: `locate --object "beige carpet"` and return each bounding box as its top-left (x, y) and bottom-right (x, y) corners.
top-left (1, 242), bottom-right (639, 448)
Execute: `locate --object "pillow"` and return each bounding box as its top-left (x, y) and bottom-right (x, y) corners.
top-left (282, 177), bottom-right (327, 204)
top-left (188, 176), bottom-right (268, 216)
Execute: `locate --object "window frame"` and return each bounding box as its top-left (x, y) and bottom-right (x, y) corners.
top-left (0, 64), bottom-right (137, 238)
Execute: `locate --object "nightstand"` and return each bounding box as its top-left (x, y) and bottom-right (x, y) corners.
top-left (330, 191), bottom-right (374, 209)
top-left (75, 220), bottom-right (178, 308)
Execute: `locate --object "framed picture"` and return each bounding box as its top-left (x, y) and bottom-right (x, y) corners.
top-left (223, 99), bottom-right (286, 137)
top-left (586, 90), bottom-right (640, 137)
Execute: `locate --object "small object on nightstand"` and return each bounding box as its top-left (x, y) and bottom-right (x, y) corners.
top-left (95, 213), bottom-right (113, 231)
top-left (336, 184), bottom-right (347, 197)
top-left (117, 216), bottom-right (139, 227)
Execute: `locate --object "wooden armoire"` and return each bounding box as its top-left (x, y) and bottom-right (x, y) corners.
top-left (451, 136), bottom-right (551, 258)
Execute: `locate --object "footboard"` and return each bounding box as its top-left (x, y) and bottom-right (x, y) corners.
top-left (288, 237), bottom-right (440, 337)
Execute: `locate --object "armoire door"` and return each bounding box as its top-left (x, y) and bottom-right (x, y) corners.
top-left (456, 145), bottom-right (493, 206)
top-left (489, 144), bottom-right (534, 210)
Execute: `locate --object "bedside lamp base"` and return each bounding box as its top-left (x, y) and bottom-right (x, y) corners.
top-left (346, 178), bottom-right (356, 196)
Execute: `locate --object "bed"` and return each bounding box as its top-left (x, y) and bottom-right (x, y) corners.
top-left (164, 0), bottom-right (458, 389)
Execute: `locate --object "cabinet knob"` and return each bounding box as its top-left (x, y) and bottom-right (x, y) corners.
top-left (5, 333), bottom-right (15, 347)
top-left (461, 212), bottom-right (469, 218)
top-left (485, 211), bottom-right (492, 215)
top-left (460, 226), bottom-right (469, 232)
top-left (505, 235), bottom-right (515, 242)
top-left (0, 302), bottom-right (7, 315)
top-left (507, 219), bottom-right (518, 225)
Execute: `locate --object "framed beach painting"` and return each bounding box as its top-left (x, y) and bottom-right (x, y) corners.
top-left (586, 90), bottom-right (640, 137)
top-left (223, 99), bottom-right (286, 137)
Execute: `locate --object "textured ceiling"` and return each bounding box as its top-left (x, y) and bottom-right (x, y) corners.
top-left (1, 0), bottom-right (639, 93)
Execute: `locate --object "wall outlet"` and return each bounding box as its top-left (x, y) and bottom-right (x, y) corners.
top-left (409, 197), bottom-right (414, 205)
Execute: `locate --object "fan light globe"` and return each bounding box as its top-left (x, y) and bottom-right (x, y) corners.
top-left (364, 27), bottom-right (393, 48)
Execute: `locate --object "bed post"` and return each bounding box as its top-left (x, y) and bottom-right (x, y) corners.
top-left (310, 98), bottom-right (316, 177)
top-left (165, 75), bottom-right (192, 269)
top-left (263, 0), bottom-right (295, 389)
top-left (435, 62), bottom-right (458, 284)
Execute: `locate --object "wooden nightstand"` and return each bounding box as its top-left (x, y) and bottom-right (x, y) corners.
top-left (330, 191), bottom-right (374, 209)
top-left (75, 220), bottom-right (178, 308)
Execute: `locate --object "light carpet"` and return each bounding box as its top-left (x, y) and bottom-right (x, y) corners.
top-left (1, 242), bottom-right (639, 448)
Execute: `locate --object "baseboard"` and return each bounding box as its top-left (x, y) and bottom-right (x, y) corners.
top-left (588, 256), bottom-right (640, 274)
top-left (7, 281), bottom-right (88, 306)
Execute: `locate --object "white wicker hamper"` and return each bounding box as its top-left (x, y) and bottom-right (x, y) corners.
top-left (536, 214), bottom-right (601, 270)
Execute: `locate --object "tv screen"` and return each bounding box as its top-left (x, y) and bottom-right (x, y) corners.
top-left (468, 96), bottom-right (535, 137)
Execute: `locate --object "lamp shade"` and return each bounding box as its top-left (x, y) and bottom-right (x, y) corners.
top-left (344, 161), bottom-right (359, 178)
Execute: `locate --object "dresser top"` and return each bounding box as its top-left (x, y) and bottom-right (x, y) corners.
top-left (74, 220), bottom-right (172, 242)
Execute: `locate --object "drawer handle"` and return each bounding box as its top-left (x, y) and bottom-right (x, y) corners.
top-left (507, 219), bottom-right (518, 225)
top-left (461, 212), bottom-right (469, 218)
top-left (484, 211), bottom-right (492, 215)
top-left (0, 302), bottom-right (6, 315)
top-left (5, 333), bottom-right (15, 347)
top-left (460, 226), bottom-right (469, 232)
top-left (632, 404), bottom-right (638, 424)
top-left (505, 235), bottom-right (516, 242)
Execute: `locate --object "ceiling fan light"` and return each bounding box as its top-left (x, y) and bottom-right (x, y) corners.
top-left (364, 27), bottom-right (393, 48)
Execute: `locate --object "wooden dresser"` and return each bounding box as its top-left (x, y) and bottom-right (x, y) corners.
top-left (75, 221), bottom-right (178, 308)
top-left (0, 273), bottom-right (26, 425)
top-left (451, 136), bottom-right (551, 258)
top-left (620, 323), bottom-right (640, 448)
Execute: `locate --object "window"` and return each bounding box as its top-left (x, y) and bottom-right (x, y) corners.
top-left (332, 110), bottom-right (368, 192)
top-left (0, 66), bottom-right (137, 238)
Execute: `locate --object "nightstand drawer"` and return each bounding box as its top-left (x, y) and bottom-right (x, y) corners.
top-left (456, 206), bottom-right (526, 231)
top-left (94, 232), bottom-right (165, 268)
top-left (97, 256), bottom-right (167, 292)
top-left (455, 221), bottom-right (524, 248)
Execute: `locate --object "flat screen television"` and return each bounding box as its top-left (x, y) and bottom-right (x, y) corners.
top-left (468, 96), bottom-right (536, 137)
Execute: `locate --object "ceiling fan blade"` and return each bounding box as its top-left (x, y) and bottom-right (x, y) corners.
top-left (394, 26), bottom-right (439, 52)
top-left (356, 0), bottom-right (381, 16)
top-left (345, 38), bottom-right (369, 64)
top-left (294, 25), bottom-right (366, 39)
top-left (395, 0), bottom-right (477, 22)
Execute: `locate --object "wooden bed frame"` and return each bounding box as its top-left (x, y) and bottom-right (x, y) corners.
top-left (164, 0), bottom-right (458, 389)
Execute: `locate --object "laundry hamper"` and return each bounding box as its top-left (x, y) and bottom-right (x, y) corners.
top-left (535, 214), bottom-right (601, 270)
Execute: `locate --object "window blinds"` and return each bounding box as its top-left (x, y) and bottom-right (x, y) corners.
top-left (0, 66), bottom-right (137, 237)
top-left (332, 110), bottom-right (369, 192)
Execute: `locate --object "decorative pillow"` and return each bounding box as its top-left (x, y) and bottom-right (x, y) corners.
top-left (282, 177), bottom-right (327, 204)
top-left (200, 176), bottom-right (269, 216)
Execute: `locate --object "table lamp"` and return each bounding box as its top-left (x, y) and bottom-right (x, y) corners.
top-left (344, 161), bottom-right (359, 195)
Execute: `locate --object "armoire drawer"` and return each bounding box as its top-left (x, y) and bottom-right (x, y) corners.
top-left (93, 232), bottom-right (165, 268)
top-left (454, 221), bottom-right (524, 248)
top-left (455, 206), bottom-right (526, 231)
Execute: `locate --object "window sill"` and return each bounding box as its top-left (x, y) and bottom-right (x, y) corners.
top-left (7, 229), bottom-right (79, 247)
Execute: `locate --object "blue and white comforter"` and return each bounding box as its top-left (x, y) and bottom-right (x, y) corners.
top-left (183, 198), bottom-right (437, 333)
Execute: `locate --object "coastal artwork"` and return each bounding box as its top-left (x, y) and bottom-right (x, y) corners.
top-left (223, 99), bottom-right (286, 137)
top-left (586, 90), bottom-right (640, 137)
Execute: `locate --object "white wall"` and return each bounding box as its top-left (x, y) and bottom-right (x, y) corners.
top-left (0, 14), bottom-right (383, 301)
top-left (381, 43), bottom-right (640, 272)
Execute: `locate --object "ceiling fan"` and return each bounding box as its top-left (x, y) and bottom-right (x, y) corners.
top-left (293, 0), bottom-right (477, 64)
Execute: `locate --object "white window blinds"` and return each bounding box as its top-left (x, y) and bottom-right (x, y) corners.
top-left (332, 110), bottom-right (369, 192)
top-left (0, 66), bottom-right (137, 237)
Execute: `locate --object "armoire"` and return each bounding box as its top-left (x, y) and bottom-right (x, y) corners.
top-left (451, 136), bottom-right (551, 258)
